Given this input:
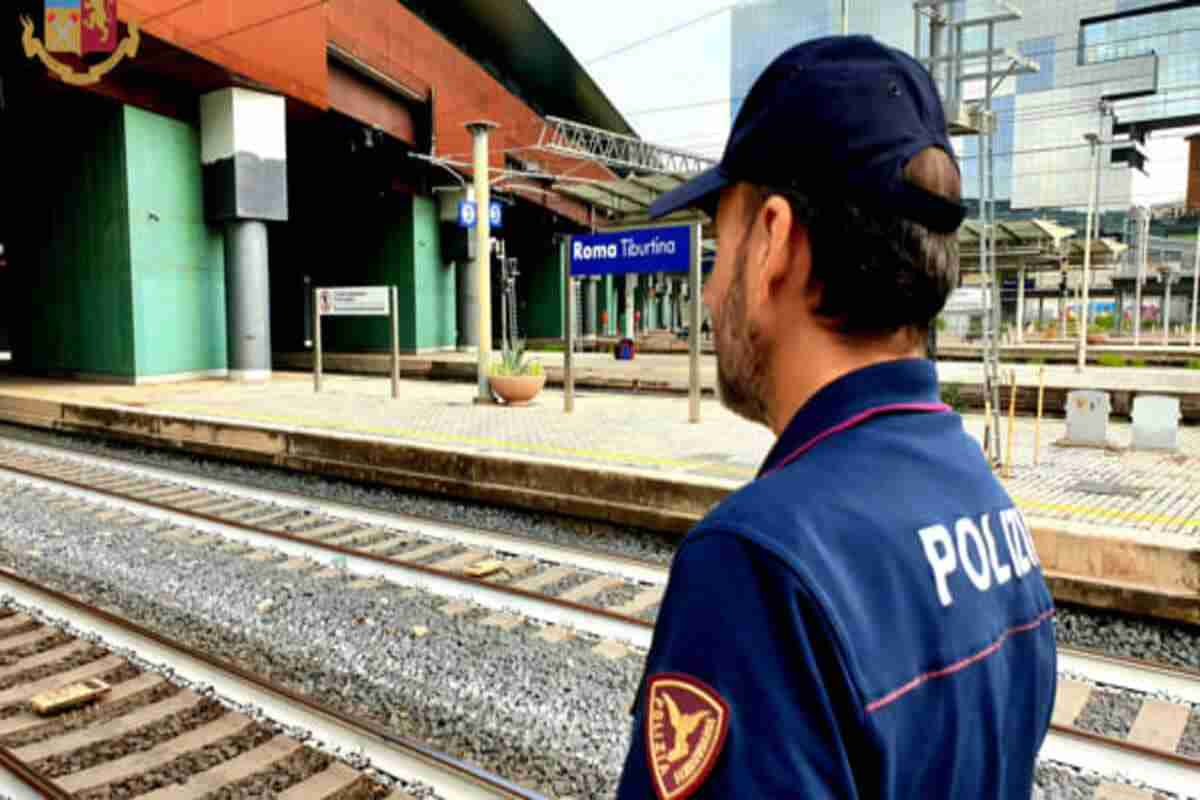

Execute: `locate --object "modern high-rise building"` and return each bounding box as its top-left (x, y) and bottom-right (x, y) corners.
top-left (731, 0), bottom-right (1200, 329)
top-left (731, 0), bottom-right (1198, 220)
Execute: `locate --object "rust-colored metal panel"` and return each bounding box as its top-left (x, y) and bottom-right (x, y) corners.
top-left (328, 62), bottom-right (416, 146)
top-left (118, 0), bottom-right (329, 108)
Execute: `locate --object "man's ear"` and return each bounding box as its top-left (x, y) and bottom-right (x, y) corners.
top-left (751, 195), bottom-right (811, 311)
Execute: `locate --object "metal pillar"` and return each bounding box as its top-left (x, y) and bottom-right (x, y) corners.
top-left (1191, 220), bottom-right (1199, 347)
top-left (583, 277), bottom-right (598, 338)
top-left (390, 286), bottom-right (400, 400)
top-left (564, 239), bottom-right (575, 414)
top-left (841, 0), bottom-right (849, 34)
top-left (1164, 275), bottom-right (1173, 346)
top-left (624, 276), bottom-right (635, 338)
top-left (223, 221), bottom-right (272, 382)
top-left (1079, 132), bottom-right (1101, 372)
top-left (688, 224), bottom-right (702, 423)
top-left (466, 121), bottom-right (496, 402)
top-left (1134, 207), bottom-right (1147, 347)
top-left (312, 288), bottom-right (322, 393)
top-left (1016, 267), bottom-right (1026, 344)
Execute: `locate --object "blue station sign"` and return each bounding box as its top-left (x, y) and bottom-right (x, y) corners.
top-left (569, 225), bottom-right (692, 276)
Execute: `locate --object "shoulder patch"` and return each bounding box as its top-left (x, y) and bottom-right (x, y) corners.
top-left (644, 672), bottom-right (730, 800)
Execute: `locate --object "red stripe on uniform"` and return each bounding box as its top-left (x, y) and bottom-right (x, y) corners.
top-left (765, 402), bottom-right (950, 477)
top-left (865, 608), bottom-right (1056, 713)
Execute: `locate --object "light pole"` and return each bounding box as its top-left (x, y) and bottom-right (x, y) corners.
top-left (1078, 132), bottom-right (1101, 373)
top-left (1191, 216), bottom-right (1199, 347)
top-left (1134, 206), bottom-right (1147, 347)
top-left (466, 120), bottom-right (497, 403)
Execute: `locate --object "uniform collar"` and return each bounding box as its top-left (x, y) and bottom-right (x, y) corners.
top-left (757, 358), bottom-right (945, 478)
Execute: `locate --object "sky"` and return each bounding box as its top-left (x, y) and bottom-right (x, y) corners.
top-left (528, 0), bottom-right (735, 159)
top-left (528, 1), bottom-right (1192, 206)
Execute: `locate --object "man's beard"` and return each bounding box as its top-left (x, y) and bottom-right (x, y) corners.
top-left (713, 237), bottom-right (772, 427)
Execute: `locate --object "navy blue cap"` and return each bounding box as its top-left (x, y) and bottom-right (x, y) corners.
top-left (649, 35), bottom-right (967, 233)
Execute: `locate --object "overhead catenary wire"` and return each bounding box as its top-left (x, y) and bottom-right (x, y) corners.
top-left (583, 4), bottom-right (735, 65)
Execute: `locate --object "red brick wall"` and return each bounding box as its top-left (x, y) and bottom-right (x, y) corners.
top-left (118, 0), bottom-right (330, 109)
top-left (326, 0), bottom-right (613, 183)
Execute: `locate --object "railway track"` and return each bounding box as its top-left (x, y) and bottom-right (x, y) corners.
top-left (1, 436), bottom-right (1197, 796)
top-left (0, 571), bottom-right (543, 799)
top-left (1044, 646), bottom-right (1200, 797)
top-left (0, 437), bottom-right (661, 650)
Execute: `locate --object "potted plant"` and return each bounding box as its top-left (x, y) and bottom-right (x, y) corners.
top-left (488, 338), bottom-right (546, 406)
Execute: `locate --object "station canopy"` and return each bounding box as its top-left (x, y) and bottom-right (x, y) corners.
top-left (957, 218), bottom-right (1127, 271)
top-left (550, 172), bottom-right (706, 228)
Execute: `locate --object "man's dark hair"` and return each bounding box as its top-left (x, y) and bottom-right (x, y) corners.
top-left (746, 148), bottom-right (961, 342)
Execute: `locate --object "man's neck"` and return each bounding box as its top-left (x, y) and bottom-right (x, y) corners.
top-left (767, 335), bottom-right (924, 437)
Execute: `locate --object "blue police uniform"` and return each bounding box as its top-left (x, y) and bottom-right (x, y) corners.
top-left (615, 359), bottom-right (1057, 798)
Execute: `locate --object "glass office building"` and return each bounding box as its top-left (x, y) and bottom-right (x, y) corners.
top-left (730, 0), bottom-right (1200, 223)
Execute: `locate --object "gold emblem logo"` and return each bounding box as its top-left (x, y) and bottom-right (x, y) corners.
top-left (20, 0), bottom-right (138, 87)
top-left (645, 673), bottom-right (730, 800)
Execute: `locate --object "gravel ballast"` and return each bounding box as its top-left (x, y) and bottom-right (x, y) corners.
top-left (1034, 761), bottom-right (1184, 799)
top-left (0, 423), bottom-right (680, 564)
top-left (0, 479), bottom-right (643, 797)
top-left (1055, 603), bottom-right (1200, 671)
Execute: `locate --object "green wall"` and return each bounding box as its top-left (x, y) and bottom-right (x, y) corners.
top-left (12, 95), bottom-right (135, 377)
top-left (11, 97), bottom-right (227, 380)
top-left (521, 241), bottom-right (564, 339)
top-left (283, 195), bottom-right (454, 354)
top-left (125, 106), bottom-right (227, 376)
top-left (411, 196), bottom-right (455, 350)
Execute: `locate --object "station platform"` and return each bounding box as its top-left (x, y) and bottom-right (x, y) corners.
top-left (0, 370), bottom-right (1198, 622)
top-left (275, 349), bottom-right (1200, 421)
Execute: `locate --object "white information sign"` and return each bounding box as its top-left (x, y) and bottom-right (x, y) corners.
top-left (313, 285), bottom-right (400, 399)
top-left (317, 287), bottom-right (391, 317)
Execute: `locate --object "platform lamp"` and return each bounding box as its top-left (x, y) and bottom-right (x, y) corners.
top-left (466, 120), bottom-right (498, 403)
top-left (1078, 132), bottom-right (1101, 373)
top-left (1188, 133), bottom-right (1200, 348)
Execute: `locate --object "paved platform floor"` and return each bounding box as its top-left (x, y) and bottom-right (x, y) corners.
top-left (278, 349), bottom-right (1200, 395)
top-left (1, 371), bottom-right (1197, 539)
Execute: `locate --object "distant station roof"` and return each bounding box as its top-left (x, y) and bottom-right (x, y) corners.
top-left (958, 218), bottom-right (1127, 270)
top-left (551, 172), bottom-right (708, 228)
top-left (399, 0), bottom-right (635, 136)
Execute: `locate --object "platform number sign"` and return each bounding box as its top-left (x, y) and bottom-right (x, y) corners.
top-left (458, 201), bottom-right (477, 228)
top-left (457, 200), bottom-right (503, 230)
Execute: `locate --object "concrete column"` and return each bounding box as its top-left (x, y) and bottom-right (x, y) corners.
top-left (456, 188), bottom-right (478, 350)
top-left (222, 221), bottom-right (272, 380)
top-left (584, 277), bottom-right (598, 337)
top-left (200, 87), bottom-right (287, 383)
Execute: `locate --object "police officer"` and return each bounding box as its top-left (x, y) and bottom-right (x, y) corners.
top-left (616, 36), bottom-right (1056, 800)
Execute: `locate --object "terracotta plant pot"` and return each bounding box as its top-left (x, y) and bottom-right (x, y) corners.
top-left (488, 374), bottom-right (546, 406)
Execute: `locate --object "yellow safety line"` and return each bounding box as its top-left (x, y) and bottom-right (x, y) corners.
top-left (82, 402), bottom-right (1199, 521)
top-left (1010, 496), bottom-right (1200, 529)
top-left (157, 402), bottom-right (756, 477)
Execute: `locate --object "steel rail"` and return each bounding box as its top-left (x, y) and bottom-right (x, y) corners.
top-left (0, 741), bottom-right (71, 800)
top-left (0, 436), bottom-right (669, 585)
top-left (1058, 645), bottom-right (1200, 704)
top-left (0, 455), bottom-right (654, 649)
top-left (0, 566), bottom-right (545, 800)
top-left (1042, 723), bottom-right (1200, 796)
